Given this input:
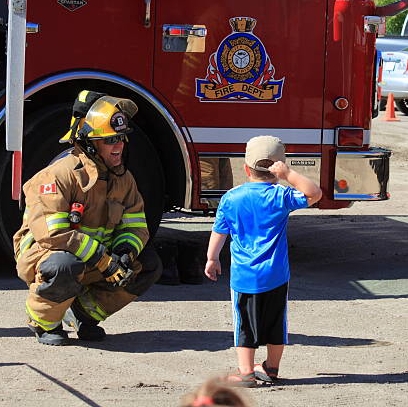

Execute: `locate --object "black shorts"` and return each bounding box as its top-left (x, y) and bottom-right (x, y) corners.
top-left (231, 282), bottom-right (288, 348)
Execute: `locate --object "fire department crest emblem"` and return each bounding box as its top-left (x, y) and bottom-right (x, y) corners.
top-left (196, 17), bottom-right (284, 102)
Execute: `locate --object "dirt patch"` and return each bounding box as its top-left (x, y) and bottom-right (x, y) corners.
top-left (0, 110), bottom-right (407, 407)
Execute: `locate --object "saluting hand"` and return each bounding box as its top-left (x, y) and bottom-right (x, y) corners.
top-left (268, 160), bottom-right (289, 180)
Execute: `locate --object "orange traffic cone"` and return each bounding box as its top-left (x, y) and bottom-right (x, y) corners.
top-left (382, 93), bottom-right (400, 121)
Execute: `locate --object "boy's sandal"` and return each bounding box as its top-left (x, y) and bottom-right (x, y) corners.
top-left (254, 361), bottom-right (279, 383)
top-left (224, 370), bottom-right (257, 388)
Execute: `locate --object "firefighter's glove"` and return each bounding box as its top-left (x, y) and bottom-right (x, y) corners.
top-left (118, 252), bottom-right (135, 269)
top-left (99, 253), bottom-right (135, 287)
top-left (113, 243), bottom-right (136, 266)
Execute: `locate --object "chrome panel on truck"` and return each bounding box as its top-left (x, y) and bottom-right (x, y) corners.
top-left (286, 155), bottom-right (321, 187)
top-left (334, 149), bottom-right (390, 200)
top-left (199, 154), bottom-right (322, 209)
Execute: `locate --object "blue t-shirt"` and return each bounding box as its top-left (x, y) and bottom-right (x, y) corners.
top-left (213, 182), bottom-right (308, 294)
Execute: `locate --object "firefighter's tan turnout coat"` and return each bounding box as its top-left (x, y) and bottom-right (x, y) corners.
top-left (13, 146), bottom-right (153, 331)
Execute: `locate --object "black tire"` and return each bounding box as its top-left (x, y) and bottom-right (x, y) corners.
top-left (395, 99), bottom-right (408, 115)
top-left (125, 124), bottom-right (165, 238)
top-left (0, 104), bottom-right (164, 260)
top-left (0, 149), bottom-right (17, 268)
top-left (0, 104), bottom-right (71, 258)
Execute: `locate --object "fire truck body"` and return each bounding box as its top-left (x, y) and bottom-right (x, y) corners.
top-left (0, 0), bottom-right (407, 258)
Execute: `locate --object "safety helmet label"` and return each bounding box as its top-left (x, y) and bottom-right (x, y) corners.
top-left (110, 112), bottom-right (128, 133)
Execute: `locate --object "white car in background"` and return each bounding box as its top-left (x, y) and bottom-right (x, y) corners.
top-left (379, 50), bottom-right (408, 115)
top-left (375, 13), bottom-right (408, 115)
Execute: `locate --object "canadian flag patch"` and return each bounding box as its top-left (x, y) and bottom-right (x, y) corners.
top-left (40, 183), bottom-right (57, 194)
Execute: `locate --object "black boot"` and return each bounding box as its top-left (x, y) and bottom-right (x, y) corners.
top-left (28, 322), bottom-right (69, 346)
top-left (154, 240), bottom-right (180, 285)
top-left (177, 241), bottom-right (204, 285)
top-left (63, 302), bottom-right (106, 341)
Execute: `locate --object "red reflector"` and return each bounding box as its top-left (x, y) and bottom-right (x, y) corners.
top-left (337, 128), bottom-right (364, 147)
top-left (169, 28), bottom-right (182, 36)
top-left (337, 179), bottom-right (348, 190)
top-left (334, 97), bottom-right (349, 110)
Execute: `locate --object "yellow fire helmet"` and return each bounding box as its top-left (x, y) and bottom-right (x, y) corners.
top-left (60, 96), bottom-right (138, 143)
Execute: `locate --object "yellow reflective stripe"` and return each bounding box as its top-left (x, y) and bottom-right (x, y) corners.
top-left (123, 212), bottom-right (146, 220)
top-left (74, 235), bottom-right (99, 262)
top-left (78, 90), bottom-right (89, 102)
top-left (79, 225), bottom-right (113, 236)
top-left (78, 226), bottom-right (113, 243)
top-left (78, 290), bottom-right (109, 322)
top-left (19, 232), bottom-right (35, 255)
top-left (117, 222), bottom-right (147, 230)
top-left (26, 302), bottom-right (61, 331)
top-left (46, 212), bottom-right (70, 231)
top-left (117, 212), bottom-right (147, 230)
top-left (112, 233), bottom-right (144, 255)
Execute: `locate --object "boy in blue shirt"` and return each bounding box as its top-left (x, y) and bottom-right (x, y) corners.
top-left (205, 135), bottom-right (322, 387)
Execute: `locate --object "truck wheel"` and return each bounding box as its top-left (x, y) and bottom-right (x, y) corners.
top-left (0, 104), bottom-right (70, 259)
top-left (395, 99), bottom-right (408, 115)
top-left (0, 104), bottom-right (164, 260)
top-left (125, 125), bottom-right (165, 238)
top-left (0, 150), bottom-right (16, 263)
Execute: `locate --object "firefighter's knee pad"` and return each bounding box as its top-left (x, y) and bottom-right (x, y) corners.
top-left (36, 251), bottom-right (85, 303)
top-left (124, 246), bottom-right (162, 296)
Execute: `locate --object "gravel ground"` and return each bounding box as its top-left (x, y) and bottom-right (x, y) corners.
top-left (0, 109), bottom-right (407, 407)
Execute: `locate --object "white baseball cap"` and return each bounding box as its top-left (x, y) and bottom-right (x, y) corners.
top-left (245, 135), bottom-right (286, 171)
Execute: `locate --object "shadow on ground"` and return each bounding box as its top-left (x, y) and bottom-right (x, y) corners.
top-left (260, 371), bottom-right (408, 386)
top-left (1, 215), bottom-right (407, 302)
top-left (0, 327), bottom-right (393, 353)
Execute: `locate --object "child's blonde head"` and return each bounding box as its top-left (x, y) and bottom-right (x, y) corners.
top-left (247, 159), bottom-right (277, 181)
top-left (180, 378), bottom-right (252, 407)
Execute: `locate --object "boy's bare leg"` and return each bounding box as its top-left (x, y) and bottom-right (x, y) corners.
top-left (236, 346), bottom-right (256, 374)
top-left (266, 344), bottom-right (284, 372)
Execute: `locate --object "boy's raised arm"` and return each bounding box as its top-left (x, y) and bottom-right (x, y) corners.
top-left (269, 161), bottom-right (323, 206)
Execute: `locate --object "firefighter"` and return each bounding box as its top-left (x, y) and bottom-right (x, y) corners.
top-left (13, 90), bottom-right (162, 345)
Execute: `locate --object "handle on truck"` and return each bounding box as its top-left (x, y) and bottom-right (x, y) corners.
top-left (144, 0), bottom-right (151, 28)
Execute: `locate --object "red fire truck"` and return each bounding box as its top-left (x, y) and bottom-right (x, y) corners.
top-left (0, 0), bottom-right (407, 259)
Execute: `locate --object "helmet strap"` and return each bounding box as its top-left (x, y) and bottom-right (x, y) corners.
top-left (107, 164), bottom-right (126, 177)
top-left (76, 139), bottom-right (97, 157)
top-left (67, 117), bottom-right (81, 143)
top-left (85, 141), bottom-right (97, 156)
top-left (77, 122), bottom-right (94, 140)
top-left (79, 139), bottom-right (127, 177)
